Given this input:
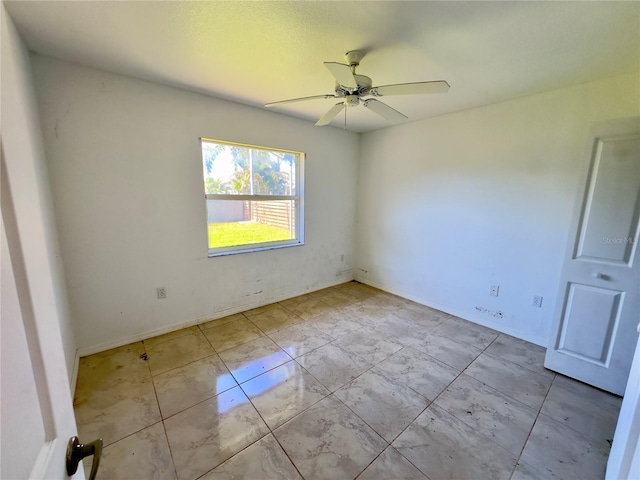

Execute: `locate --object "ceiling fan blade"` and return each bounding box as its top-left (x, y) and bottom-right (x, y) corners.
top-left (324, 62), bottom-right (358, 89)
top-left (316, 102), bottom-right (346, 126)
top-left (265, 94), bottom-right (337, 107)
top-left (371, 81), bottom-right (450, 96)
top-left (363, 99), bottom-right (407, 122)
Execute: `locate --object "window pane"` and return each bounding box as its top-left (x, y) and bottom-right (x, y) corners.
top-left (206, 199), bottom-right (296, 249)
top-left (202, 141), bottom-right (296, 196)
top-left (252, 151), bottom-right (297, 196)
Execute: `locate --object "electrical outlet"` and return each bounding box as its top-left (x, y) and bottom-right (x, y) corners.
top-left (490, 285), bottom-right (500, 297)
top-left (532, 295), bottom-right (543, 308)
top-left (157, 287), bottom-right (167, 299)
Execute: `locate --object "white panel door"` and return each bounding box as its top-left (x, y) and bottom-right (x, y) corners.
top-left (545, 116), bottom-right (640, 395)
top-left (1, 156), bottom-right (87, 479)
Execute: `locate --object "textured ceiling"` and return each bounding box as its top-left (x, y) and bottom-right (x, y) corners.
top-left (5, 1), bottom-right (640, 133)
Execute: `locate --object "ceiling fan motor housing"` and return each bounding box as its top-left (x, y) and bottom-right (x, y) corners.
top-left (335, 74), bottom-right (372, 96)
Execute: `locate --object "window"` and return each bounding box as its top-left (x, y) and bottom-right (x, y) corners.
top-left (200, 138), bottom-right (304, 256)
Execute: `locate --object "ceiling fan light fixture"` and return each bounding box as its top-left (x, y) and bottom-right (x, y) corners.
top-left (345, 95), bottom-right (360, 107)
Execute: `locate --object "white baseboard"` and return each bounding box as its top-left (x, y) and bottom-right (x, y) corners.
top-left (77, 275), bottom-right (356, 357)
top-left (355, 275), bottom-right (547, 347)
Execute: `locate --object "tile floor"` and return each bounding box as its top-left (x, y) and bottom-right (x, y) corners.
top-left (75, 281), bottom-right (622, 480)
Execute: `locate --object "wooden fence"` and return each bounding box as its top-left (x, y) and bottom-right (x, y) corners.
top-left (207, 199), bottom-right (295, 233)
top-left (247, 200), bottom-right (294, 232)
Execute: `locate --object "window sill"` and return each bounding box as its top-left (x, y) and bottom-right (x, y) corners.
top-left (208, 241), bottom-right (304, 258)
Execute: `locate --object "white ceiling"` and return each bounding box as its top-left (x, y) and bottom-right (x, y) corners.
top-left (5, 1), bottom-right (640, 133)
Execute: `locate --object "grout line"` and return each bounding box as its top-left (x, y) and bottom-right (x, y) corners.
top-left (508, 371), bottom-right (556, 480)
top-left (266, 430), bottom-right (308, 480)
top-left (145, 341), bottom-right (180, 480)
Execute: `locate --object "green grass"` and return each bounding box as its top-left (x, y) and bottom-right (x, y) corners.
top-left (208, 221), bottom-right (291, 249)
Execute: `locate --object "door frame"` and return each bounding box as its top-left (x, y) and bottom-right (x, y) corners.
top-left (606, 325), bottom-right (640, 479)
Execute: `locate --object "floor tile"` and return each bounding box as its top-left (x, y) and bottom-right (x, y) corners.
top-left (72, 283), bottom-right (617, 480)
top-left (540, 374), bottom-right (621, 443)
top-left (249, 305), bottom-right (302, 333)
top-left (404, 331), bottom-right (482, 370)
top-left (218, 336), bottom-right (292, 384)
top-left (393, 303), bottom-right (448, 331)
top-left (335, 369), bottom-right (429, 442)
top-left (484, 334), bottom-right (552, 377)
top-left (465, 353), bottom-right (553, 410)
top-left (511, 460), bottom-right (548, 480)
top-left (274, 395), bottom-right (387, 480)
top-left (520, 413), bottom-right (611, 480)
top-left (75, 377), bottom-right (161, 447)
top-left (75, 342), bottom-right (149, 393)
top-left (374, 346), bottom-right (460, 400)
top-left (282, 297), bottom-right (335, 319)
top-left (199, 313), bottom-right (247, 331)
top-left (202, 317), bottom-right (264, 352)
top-left (431, 316), bottom-right (499, 349)
top-left (268, 323), bottom-right (333, 358)
top-left (340, 297), bottom-right (402, 323)
top-left (164, 386), bottom-right (269, 480)
top-left (96, 422), bottom-right (175, 479)
top-left (434, 374), bottom-right (538, 456)
top-left (393, 404), bottom-right (517, 480)
top-left (311, 288), bottom-right (359, 308)
top-left (144, 326), bottom-right (201, 349)
top-left (244, 302), bottom-right (281, 316)
top-left (333, 329), bottom-right (403, 365)
top-left (306, 310), bottom-right (365, 339)
top-left (356, 446), bottom-right (428, 480)
top-left (146, 330), bottom-right (215, 375)
top-left (337, 282), bottom-right (378, 301)
top-left (365, 291), bottom-right (408, 308)
top-left (296, 342), bottom-right (373, 392)
top-left (241, 361), bottom-right (329, 429)
top-left (153, 354), bottom-right (237, 418)
top-left (280, 293), bottom-right (316, 307)
top-left (200, 434), bottom-right (302, 480)
top-left (371, 313), bottom-right (423, 340)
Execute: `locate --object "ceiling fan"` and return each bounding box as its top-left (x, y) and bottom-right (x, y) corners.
top-left (265, 50), bottom-right (450, 126)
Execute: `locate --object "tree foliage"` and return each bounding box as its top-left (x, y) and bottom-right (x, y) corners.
top-left (203, 143), bottom-right (295, 195)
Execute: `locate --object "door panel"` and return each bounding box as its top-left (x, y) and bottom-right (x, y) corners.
top-left (575, 135), bottom-right (640, 264)
top-left (545, 117), bottom-right (640, 395)
top-left (557, 283), bottom-right (621, 364)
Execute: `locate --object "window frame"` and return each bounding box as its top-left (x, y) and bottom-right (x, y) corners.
top-left (200, 137), bottom-right (305, 257)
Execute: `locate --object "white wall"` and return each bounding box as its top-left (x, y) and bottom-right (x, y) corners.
top-left (31, 55), bottom-right (359, 355)
top-left (355, 73), bottom-right (640, 345)
top-left (1, 7), bottom-right (76, 380)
